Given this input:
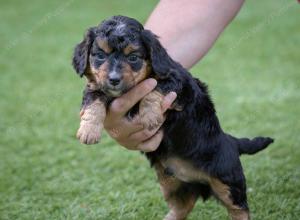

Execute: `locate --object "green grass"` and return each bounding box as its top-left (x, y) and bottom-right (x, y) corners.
top-left (0, 0), bottom-right (299, 219)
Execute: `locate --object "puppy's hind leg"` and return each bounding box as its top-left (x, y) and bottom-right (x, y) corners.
top-left (210, 178), bottom-right (250, 220)
top-left (154, 163), bottom-right (197, 220)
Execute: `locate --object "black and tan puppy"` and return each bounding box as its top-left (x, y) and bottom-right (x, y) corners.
top-left (72, 16), bottom-right (273, 220)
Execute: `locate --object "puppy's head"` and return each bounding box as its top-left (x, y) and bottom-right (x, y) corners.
top-left (72, 15), bottom-right (175, 97)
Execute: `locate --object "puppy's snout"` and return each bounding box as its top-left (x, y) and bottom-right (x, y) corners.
top-left (108, 73), bottom-right (122, 86)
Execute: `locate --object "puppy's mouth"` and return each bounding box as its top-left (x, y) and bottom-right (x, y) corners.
top-left (103, 84), bottom-right (129, 97)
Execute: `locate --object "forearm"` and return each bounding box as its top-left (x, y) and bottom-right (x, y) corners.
top-left (145, 0), bottom-right (245, 69)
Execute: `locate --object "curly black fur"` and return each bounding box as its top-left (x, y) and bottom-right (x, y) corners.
top-left (72, 15), bottom-right (274, 214)
top-left (140, 20), bottom-right (274, 207)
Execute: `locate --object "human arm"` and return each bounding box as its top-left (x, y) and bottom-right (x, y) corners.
top-left (145, 0), bottom-right (245, 69)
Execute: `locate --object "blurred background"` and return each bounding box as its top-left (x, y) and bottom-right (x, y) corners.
top-left (0, 0), bottom-right (299, 219)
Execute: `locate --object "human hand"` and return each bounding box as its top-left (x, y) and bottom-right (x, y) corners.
top-left (104, 78), bottom-right (177, 152)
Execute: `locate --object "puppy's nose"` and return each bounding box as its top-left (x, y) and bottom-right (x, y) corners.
top-left (108, 75), bottom-right (121, 86)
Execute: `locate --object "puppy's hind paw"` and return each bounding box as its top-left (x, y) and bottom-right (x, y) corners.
top-left (76, 123), bottom-right (102, 145)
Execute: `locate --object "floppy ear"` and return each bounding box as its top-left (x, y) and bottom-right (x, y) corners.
top-left (141, 29), bottom-right (175, 79)
top-left (72, 27), bottom-right (96, 77)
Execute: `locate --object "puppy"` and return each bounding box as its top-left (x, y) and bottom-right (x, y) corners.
top-left (72, 16), bottom-right (274, 220)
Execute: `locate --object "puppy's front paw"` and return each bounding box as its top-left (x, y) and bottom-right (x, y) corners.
top-left (140, 112), bottom-right (164, 131)
top-left (76, 122), bottom-right (102, 145)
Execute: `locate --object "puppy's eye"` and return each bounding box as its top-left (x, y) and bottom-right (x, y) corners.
top-left (127, 54), bottom-right (140, 63)
top-left (94, 51), bottom-right (107, 61)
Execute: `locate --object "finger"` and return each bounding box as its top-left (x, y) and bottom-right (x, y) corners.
top-left (106, 119), bottom-right (144, 140)
top-left (161, 91), bottom-right (177, 113)
top-left (137, 130), bottom-right (164, 152)
top-left (109, 78), bottom-right (157, 117)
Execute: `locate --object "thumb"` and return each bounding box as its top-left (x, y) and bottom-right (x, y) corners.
top-left (161, 92), bottom-right (177, 113)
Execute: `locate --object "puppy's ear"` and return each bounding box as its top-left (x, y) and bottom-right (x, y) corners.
top-left (141, 29), bottom-right (175, 79)
top-left (72, 27), bottom-right (96, 77)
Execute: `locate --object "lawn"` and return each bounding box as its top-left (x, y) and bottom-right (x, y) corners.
top-left (0, 0), bottom-right (299, 219)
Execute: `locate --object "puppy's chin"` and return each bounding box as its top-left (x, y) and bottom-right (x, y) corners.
top-left (105, 89), bottom-right (123, 97)
top-left (103, 85), bottom-right (131, 98)
top-left (87, 82), bottom-right (133, 97)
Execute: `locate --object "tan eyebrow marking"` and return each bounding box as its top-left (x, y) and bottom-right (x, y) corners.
top-left (96, 37), bottom-right (112, 54)
top-left (123, 44), bottom-right (140, 55)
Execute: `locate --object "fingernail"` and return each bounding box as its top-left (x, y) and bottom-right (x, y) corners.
top-left (147, 78), bottom-right (157, 88)
top-left (168, 92), bottom-right (177, 101)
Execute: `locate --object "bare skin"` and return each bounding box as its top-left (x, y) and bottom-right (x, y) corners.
top-left (145, 0), bottom-right (245, 69)
top-left (104, 78), bottom-right (177, 152)
top-left (104, 0), bottom-right (245, 151)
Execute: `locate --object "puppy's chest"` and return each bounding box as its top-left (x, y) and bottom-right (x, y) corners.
top-left (160, 157), bottom-right (211, 183)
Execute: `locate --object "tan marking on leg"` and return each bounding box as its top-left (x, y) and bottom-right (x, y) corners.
top-left (154, 163), bottom-right (197, 220)
top-left (154, 163), bottom-right (181, 198)
top-left (139, 90), bottom-right (165, 131)
top-left (76, 99), bottom-right (106, 145)
top-left (210, 178), bottom-right (250, 220)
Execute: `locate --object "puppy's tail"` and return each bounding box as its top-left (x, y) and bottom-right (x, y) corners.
top-left (237, 137), bottom-right (274, 155)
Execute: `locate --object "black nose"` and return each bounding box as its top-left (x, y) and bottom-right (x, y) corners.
top-left (108, 76), bottom-right (121, 86)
